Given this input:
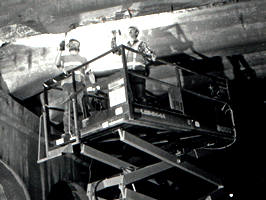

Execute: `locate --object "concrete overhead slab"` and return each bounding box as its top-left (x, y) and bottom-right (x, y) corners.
top-left (0, 0), bottom-right (250, 36)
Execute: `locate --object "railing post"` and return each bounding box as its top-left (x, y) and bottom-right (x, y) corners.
top-left (72, 72), bottom-right (80, 142)
top-left (42, 86), bottom-right (50, 155)
top-left (225, 79), bottom-right (231, 101)
top-left (121, 45), bottom-right (134, 119)
top-left (175, 68), bottom-right (185, 114)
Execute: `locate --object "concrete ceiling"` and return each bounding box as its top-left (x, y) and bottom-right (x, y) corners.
top-left (0, 0), bottom-right (244, 37)
top-left (0, 0), bottom-right (265, 100)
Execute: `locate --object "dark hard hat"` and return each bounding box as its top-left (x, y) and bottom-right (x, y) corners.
top-left (128, 26), bottom-right (139, 34)
top-left (67, 39), bottom-right (80, 49)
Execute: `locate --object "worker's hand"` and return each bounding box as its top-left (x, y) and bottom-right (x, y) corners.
top-left (112, 30), bottom-right (117, 37)
top-left (112, 29), bottom-right (121, 37)
top-left (86, 69), bottom-right (96, 84)
top-left (151, 54), bottom-right (157, 62)
top-left (59, 40), bottom-right (65, 51)
top-left (62, 68), bottom-right (68, 75)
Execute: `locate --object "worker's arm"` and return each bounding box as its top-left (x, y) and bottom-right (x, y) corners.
top-left (139, 41), bottom-right (157, 61)
top-left (55, 40), bottom-right (65, 68)
top-left (111, 30), bottom-right (121, 55)
top-left (55, 51), bottom-right (63, 68)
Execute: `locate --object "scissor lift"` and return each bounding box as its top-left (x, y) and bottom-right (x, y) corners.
top-left (38, 45), bottom-right (236, 199)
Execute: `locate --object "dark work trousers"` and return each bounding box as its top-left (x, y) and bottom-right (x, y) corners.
top-left (128, 69), bottom-right (147, 102)
top-left (61, 82), bottom-right (84, 134)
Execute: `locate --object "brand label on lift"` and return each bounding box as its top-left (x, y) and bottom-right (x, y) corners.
top-left (217, 125), bottom-right (232, 134)
top-left (136, 108), bottom-right (166, 119)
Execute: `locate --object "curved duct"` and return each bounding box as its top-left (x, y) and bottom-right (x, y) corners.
top-left (0, 160), bottom-right (31, 200)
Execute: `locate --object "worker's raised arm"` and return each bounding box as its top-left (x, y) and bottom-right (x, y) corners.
top-left (111, 30), bottom-right (122, 55)
top-left (55, 41), bottom-right (65, 68)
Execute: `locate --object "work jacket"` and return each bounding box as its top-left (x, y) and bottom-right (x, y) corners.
top-left (127, 40), bottom-right (146, 70)
top-left (59, 54), bottom-right (87, 85)
top-left (126, 40), bottom-right (155, 71)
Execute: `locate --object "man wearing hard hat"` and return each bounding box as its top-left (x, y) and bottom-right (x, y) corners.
top-left (112, 26), bottom-right (156, 104)
top-left (55, 39), bottom-right (95, 134)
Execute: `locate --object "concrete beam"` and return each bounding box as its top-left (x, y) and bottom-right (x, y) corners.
top-left (0, 1), bottom-right (246, 36)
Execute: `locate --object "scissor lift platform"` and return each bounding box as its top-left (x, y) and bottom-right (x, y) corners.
top-left (38, 45), bottom-right (236, 199)
top-left (80, 102), bottom-right (234, 142)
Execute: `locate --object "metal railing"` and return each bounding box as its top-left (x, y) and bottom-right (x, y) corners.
top-left (40, 45), bottom-right (234, 159)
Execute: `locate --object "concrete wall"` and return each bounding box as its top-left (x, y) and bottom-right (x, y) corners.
top-left (0, 90), bottom-right (80, 200)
